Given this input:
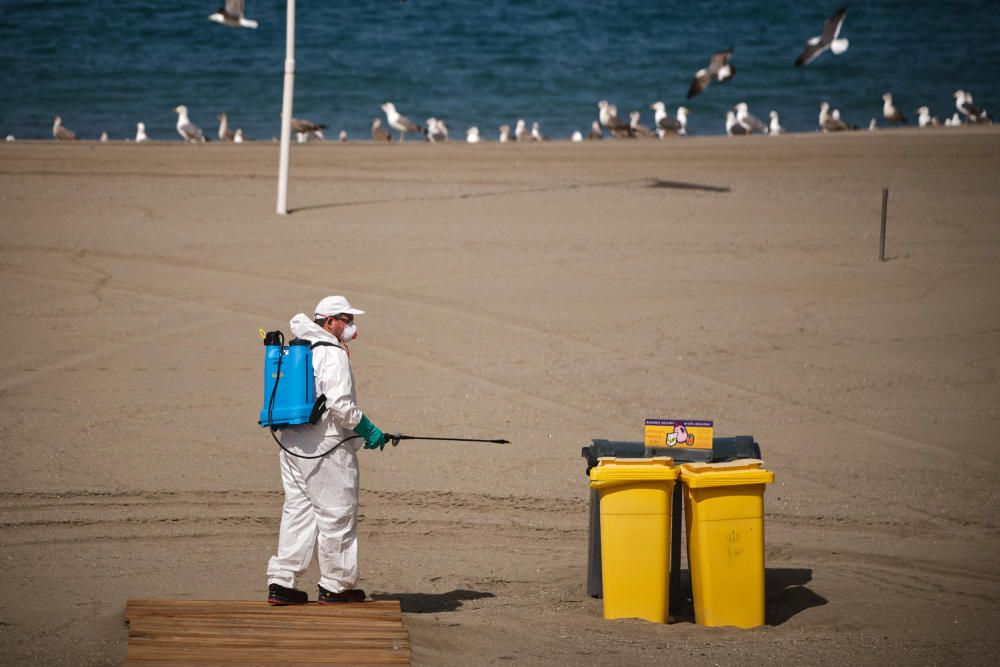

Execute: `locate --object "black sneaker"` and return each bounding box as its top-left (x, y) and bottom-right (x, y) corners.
top-left (268, 583), bottom-right (308, 605)
top-left (318, 585), bottom-right (366, 604)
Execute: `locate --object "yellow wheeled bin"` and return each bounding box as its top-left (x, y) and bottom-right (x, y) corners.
top-left (680, 460), bottom-right (775, 628)
top-left (589, 456), bottom-right (678, 623)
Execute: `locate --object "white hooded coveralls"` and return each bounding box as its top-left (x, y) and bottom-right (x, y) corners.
top-left (266, 314), bottom-right (365, 593)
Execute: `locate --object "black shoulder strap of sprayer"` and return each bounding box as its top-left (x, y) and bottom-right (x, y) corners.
top-left (310, 341), bottom-right (342, 350)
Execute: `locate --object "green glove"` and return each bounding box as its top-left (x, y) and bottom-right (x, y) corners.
top-left (354, 414), bottom-right (386, 451)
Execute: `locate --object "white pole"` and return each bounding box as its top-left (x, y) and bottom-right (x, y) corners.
top-left (276, 0), bottom-right (296, 215)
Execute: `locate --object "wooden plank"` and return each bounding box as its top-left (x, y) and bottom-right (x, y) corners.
top-left (124, 599), bottom-right (410, 666)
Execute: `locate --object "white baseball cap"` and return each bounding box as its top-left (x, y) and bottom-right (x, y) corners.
top-left (315, 295), bottom-right (365, 318)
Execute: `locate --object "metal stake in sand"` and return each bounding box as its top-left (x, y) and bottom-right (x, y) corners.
top-left (276, 0), bottom-right (296, 215)
top-left (879, 187), bottom-right (888, 261)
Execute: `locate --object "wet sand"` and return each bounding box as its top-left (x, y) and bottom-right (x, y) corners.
top-left (1, 128), bottom-right (999, 665)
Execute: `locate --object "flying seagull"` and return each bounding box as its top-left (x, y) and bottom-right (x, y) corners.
top-left (52, 116), bottom-right (78, 140)
top-left (795, 6), bottom-right (848, 66)
top-left (209, 1), bottom-right (258, 29)
top-left (173, 106), bottom-right (207, 142)
top-left (882, 93), bottom-right (907, 124)
top-left (381, 102), bottom-right (421, 141)
top-left (687, 49), bottom-right (735, 99)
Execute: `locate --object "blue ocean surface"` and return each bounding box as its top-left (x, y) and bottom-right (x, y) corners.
top-left (1, 0), bottom-right (997, 141)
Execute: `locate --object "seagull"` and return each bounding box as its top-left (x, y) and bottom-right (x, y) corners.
top-left (868, 118), bottom-right (877, 131)
top-left (650, 101), bottom-right (683, 137)
top-left (135, 122), bottom-right (148, 142)
top-left (290, 117), bottom-right (326, 141)
top-left (338, 130), bottom-right (347, 142)
top-left (234, 128), bottom-right (244, 143)
top-left (531, 121), bottom-right (545, 142)
top-left (381, 102), bottom-right (421, 141)
top-left (597, 100), bottom-right (632, 137)
top-left (217, 113), bottom-right (236, 141)
top-left (675, 107), bottom-right (690, 135)
top-left (944, 112), bottom-right (962, 127)
top-left (725, 110), bottom-right (749, 136)
top-left (882, 93), bottom-right (907, 124)
top-left (629, 111), bottom-right (656, 138)
top-left (687, 49), bottom-right (735, 99)
top-left (498, 124), bottom-right (511, 143)
top-left (371, 118), bottom-right (391, 142)
top-left (735, 102), bottom-right (768, 134)
top-left (466, 127), bottom-right (481, 144)
top-left (818, 102), bottom-right (849, 131)
top-left (174, 106), bottom-right (206, 142)
top-left (953, 90), bottom-right (989, 123)
top-left (425, 118), bottom-right (447, 142)
top-left (52, 116), bottom-right (78, 140)
top-left (916, 106), bottom-right (939, 128)
top-left (588, 120), bottom-right (603, 140)
top-left (514, 119), bottom-right (530, 142)
top-left (571, 131), bottom-right (583, 142)
top-left (99, 132), bottom-right (108, 142)
top-left (795, 6), bottom-right (848, 66)
top-left (5, 135), bottom-right (14, 142)
top-left (209, 1), bottom-right (258, 29)
top-left (769, 111), bottom-right (784, 135)
top-left (825, 108), bottom-right (852, 132)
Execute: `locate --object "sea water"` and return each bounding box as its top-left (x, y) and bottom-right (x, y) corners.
top-left (1, 0), bottom-right (997, 141)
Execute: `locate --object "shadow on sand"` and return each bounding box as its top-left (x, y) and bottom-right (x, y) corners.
top-left (670, 567), bottom-right (826, 625)
top-left (370, 589), bottom-right (495, 614)
top-left (645, 179), bottom-right (731, 193)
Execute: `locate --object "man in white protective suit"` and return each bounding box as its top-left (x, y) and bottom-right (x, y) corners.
top-left (266, 295), bottom-right (388, 605)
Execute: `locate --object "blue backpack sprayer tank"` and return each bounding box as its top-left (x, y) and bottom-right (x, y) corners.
top-left (258, 329), bottom-right (511, 457)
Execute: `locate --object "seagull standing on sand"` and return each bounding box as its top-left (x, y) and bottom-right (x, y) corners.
top-left (174, 106), bottom-right (206, 142)
top-left (597, 100), bottom-right (632, 137)
top-left (725, 111), bottom-right (749, 136)
top-left (735, 102), bottom-right (768, 134)
top-left (588, 120), bottom-right (603, 140)
top-left (217, 113), bottom-right (236, 141)
top-left (571, 131), bottom-right (583, 142)
top-left (687, 49), bottom-right (735, 99)
top-left (795, 6), bottom-right (848, 66)
top-left (425, 118), bottom-right (447, 142)
top-left (514, 119), bottom-right (530, 142)
top-left (629, 111), bottom-right (656, 138)
top-left (650, 101), bottom-right (683, 137)
top-left (52, 116), bottom-right (77, 140)
top-left (338, 130), bottom-right (347, 142)
top-left (531, 121), bottom-right (545, 142)
top-left (371, 118), bottom-right (391, 142)
top-left (498, 124), bottom-right (511, 143)
top-left (769, 111), bottom-right (784, 135)
top-left (916, 106), bottom-right (939, 128)
top-left (209, 1), bottom-right (258, 28)
top-left (290, 117), bottom-right (326, 141)
top-left (466, 127), bottom-right (481, 144)
top-left (381, 102), bottom-right (421, 141)
top-left (944, 113), bottom-right (961, 127)
top-left (953, 90), bottom-right (989, 123)
top-left (882, 93), bottom-right (907, 124)
top-left (234, 129), bottom-right (244, 143)
top-left (819, 102), bottom-right (849, 131)
top-left (100, 132), bottom-right (108, 142)
top-left (135, 122), bottom-right (148, 142)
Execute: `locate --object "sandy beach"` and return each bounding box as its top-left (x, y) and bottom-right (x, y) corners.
top-left (1, 128), bottom-right (999, 665)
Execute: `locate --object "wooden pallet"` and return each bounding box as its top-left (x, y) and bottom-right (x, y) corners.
top-left (124, 599), bottom-right (410, 666)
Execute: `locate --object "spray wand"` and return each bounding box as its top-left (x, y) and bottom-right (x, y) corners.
top-left (384, 433), bottom-right (510, 446)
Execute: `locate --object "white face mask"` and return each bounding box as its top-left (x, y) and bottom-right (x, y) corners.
top-left (339, 322), bottom-right (357, 343)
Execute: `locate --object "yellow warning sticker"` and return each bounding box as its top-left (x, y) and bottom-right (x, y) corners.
top-left (644, 419), bottom-right (713, 449)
